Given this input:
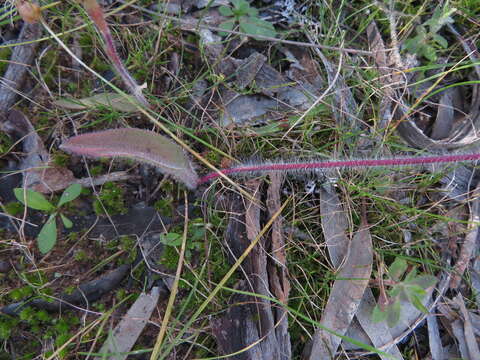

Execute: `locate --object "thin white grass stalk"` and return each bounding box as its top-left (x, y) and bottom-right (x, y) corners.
top-left (154, 198), bottom-right (290, 360)
top-left (150, 194), bottom-right (189, 360)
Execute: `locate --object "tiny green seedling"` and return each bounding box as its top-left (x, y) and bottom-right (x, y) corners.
top-left (403, 3), bottom-right (456, 61)
top-left (371, 258), bottom-right (438, 327)
top-left (218, 0), bottom-right (277, 39)
top-left (14, 184), bottom-right (82, 254)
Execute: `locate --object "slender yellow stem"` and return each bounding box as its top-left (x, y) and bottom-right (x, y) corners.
top-left (150, 193), bottom-right (189, 359)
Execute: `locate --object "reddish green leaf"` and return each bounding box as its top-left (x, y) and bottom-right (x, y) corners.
top-left (60, 128), bottom-right (199, 189)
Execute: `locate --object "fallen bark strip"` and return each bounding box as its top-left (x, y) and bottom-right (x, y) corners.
top-left (1, 264), bottom-right (130, 316)
top-left (212, 179), bottom-right (291, 359)
top-left (0, 23), bottom-right (42, 113)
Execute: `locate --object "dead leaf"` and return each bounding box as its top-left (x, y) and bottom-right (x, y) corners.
top-left (306, 222), bottom-right (373, 359)
top-left (54, 93), bottom-right (141, 112)
top-left (427, 314), bottom-right (445, 360)
top-left (99, 287), bottom-right (162, 360)
top-left (319, 184), bottom-right (349, 268)
top-left (0, 109), bottom-right (76, 193)
top-left (455, 294), bottom-right (480, 359)
top-left (216, 180), bottom-right (291, 359)
top-left (450, 183), bottom-right (480, 288)
top-left (452, 319), bottom-right (471, 359)
top-left (430, 88), bottom-right (455, 140)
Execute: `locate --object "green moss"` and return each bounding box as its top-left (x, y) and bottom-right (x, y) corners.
top-left (119, 235), bottom-right (137, 262)
top-left (0, 316), bottom-right (19, 340)
top-left (65, 233), bottom-right (79, 246)
top-left (52, 151), bottom-right (70, 167)
top-left (115, 288), bottom-right (127, 301)
top-left (0, 132), bottom-right (13, 155)
top-left (159, 245), bottom-right (179, 270)
top-left (154, 198), bottom-right (173, 216)
top-left (73, 250), bottom-right (88, 262)
top-left (9, 286), bottom-right (33, 301)
top-left (89, 164), bottom-right (104, 176)
top-left (35, 112), bottom-right (56, 134)
top-left (0, 47), bottom-right (12, 74)
top-left (90, 55), bottom-right (110, 73)
top-left (93, 182), bottom-right (127, 216)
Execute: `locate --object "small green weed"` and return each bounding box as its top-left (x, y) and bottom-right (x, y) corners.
top-left (218, 0), bottom-right (277, 39)
top-left (0, 131), bottom-right (13, 154)
top-left (14, 184), bottom-right (82, 254)
top-left (403, 3), bottom-right (456, 61)
top-left (159, 226), bottom-right (204, 260)
top-left (372, 258), bottom-right (438, 327)
top-left (93, 182), bottom-right (127, 216)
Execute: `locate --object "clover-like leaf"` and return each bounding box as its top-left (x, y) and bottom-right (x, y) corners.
top-left (245, 6), bottom-right (258, 17)
top-left (38, 214), bottom-right (57, 254)
top-left (219, 19), bottom-right (236, 36)
top-left (60, 128), bottom-right (199, 189)
top-left (404, 267), bottom-right (418, 282)
top-left (388, 258), bottom-right (408, 282)
top-left (159, 232), bottom-right (182, 247)
top-left (421, 45), bottom-right (438, 62)
top-left (386, 299), bottom-right (401, 328)
top-left (425, 5), bottom-right (456, 34)
top-left (57, 183), bottom-right (82, 208)
top-left (14, 188), bottom-right (55, 212)
top-left (231, 0), bottom-right (249, 14)
top-left (406, 274), bottom-right (438, 289)
top-left (409, 293), bottom-right (429, 314)
top-left (218, 5), bottom-right (233, 16)
top-left (239, 17), bottom-right (276, 39)
top-left (433, 34), bottom-right (448, 48)
top-left (371, 304), bottom-right (388, 323)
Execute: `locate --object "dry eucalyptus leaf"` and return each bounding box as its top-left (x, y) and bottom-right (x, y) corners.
top-left (99, 287), bottom-right (162, 360)
top-left (306, 224), bottom-right (373, 359)
top-left (54, 93), bottom-right (141, 112)
top-left (60, 128), bottom-right (199, 189)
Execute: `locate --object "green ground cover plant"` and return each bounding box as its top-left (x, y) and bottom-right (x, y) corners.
top-left (14, 184), bottom-right (82, 253)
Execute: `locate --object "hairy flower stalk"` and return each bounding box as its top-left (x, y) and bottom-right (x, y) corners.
top-left (83, 0), bottom-right (149, 107)
top-left (197, 152), bottom-right (480, 186)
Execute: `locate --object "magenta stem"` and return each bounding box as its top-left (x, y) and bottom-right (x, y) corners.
top-left (197, 152), bottom-right (480, 186)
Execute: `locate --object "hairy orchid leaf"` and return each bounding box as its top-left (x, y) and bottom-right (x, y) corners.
top-left (60, 128), bottom-right (199, 189)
